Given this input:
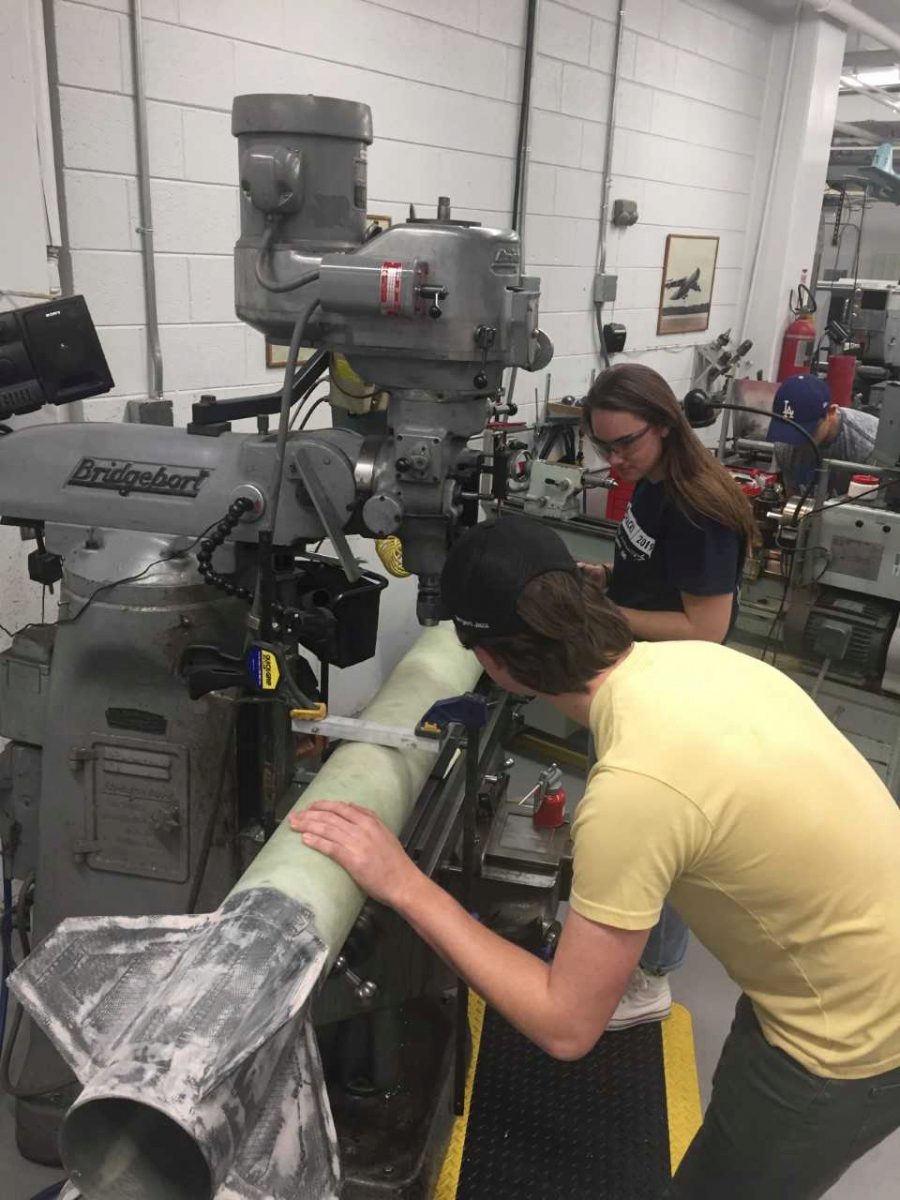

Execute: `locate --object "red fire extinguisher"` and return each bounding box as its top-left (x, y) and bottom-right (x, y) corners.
top-left (777, 279), bottom-right (817, 382)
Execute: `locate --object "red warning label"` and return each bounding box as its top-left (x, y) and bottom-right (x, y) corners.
top-left (379, 261), bottom-right (403, 315)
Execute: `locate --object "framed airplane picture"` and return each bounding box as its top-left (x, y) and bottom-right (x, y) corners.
top-left (657, 234), bottom-right (719, 335)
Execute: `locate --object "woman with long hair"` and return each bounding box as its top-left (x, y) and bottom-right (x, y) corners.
top-left (581, 362), bottom-right (756, 644)
top-left (580, 362), bottom-right (757, 1030)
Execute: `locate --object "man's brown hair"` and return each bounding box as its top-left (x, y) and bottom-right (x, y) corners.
top-left (478, 570), bottom-right (633, 694)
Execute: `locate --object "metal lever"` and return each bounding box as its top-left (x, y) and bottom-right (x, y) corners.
top-left (417, 283), bottom-right (448, 319)
top-left (332, 953), bottom-right (378, 1004)
top-left (291, 441), bottom-right (362, 584)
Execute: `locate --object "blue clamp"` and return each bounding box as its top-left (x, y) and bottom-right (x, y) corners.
top-left (416, 692), bottom-right (489, 737)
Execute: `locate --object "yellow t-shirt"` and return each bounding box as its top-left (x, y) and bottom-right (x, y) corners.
top-left (571, 640), bottom-right (900, 1079)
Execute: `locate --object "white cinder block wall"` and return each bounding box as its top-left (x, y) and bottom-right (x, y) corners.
top-left (4, 0), bottom-right (793, 699)
top-left (54, 0), bottom-right (777, 424)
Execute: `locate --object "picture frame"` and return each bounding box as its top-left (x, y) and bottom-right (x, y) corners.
top-left (657, 234), bottom-right (719, 335)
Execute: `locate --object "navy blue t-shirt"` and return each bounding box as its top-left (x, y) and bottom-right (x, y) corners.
top-left (608, 480), bottom-right (742, 623)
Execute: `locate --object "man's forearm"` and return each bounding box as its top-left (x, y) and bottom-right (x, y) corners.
top-left (396, 872), bottom-right (577, 1058)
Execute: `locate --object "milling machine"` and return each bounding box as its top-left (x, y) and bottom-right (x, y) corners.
top-left (0, 94), bottom-right (570, 1200)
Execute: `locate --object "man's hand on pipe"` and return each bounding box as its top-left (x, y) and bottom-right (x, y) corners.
top-left (290, 801), bottom-right (423, 908)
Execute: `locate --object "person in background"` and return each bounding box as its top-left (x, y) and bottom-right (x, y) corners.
top-left (578, 363), bottom-right (757, 1032)
top-left (767, 374), bottom-right (878, 497)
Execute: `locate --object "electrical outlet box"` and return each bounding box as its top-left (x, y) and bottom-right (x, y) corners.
top-left (612, 198), bottom-right (639, 227)
top-left (594, 273), bottom-right (618, 303)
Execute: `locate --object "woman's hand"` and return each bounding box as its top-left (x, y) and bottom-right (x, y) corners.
top-left (289, 801), bottom-right (423, 910)
top-left (578, 561), bottom-right (611, 589)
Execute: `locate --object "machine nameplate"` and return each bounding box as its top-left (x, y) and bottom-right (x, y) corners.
top-left (84, 735), bottom-right (189, 881)
top-left (106, 707), bottom-right (168, 736)
top-left (67, 456), bottom-right (212, 498)
top-left (829, 535), bottom-right (883, 583)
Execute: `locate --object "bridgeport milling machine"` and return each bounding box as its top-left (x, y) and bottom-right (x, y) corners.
top-left (0, 95), bottom-right (573, 1199)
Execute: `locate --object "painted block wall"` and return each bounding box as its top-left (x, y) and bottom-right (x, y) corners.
top-left (54, 0), bottom-right (780, 423)
top-left (9, 0), bottom-right (802, 703)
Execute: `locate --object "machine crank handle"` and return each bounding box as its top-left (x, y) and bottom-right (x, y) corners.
top-left (332, 953), bottom-right (378, 1004)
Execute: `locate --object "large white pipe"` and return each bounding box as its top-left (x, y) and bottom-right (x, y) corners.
top-left (802, 0), bottom-right (900, 58)
top-left (231, 622), bottom-right (480, 958)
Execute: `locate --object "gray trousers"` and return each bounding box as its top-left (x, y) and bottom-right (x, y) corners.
top-left (666, 995), bottom-right (900, 1199)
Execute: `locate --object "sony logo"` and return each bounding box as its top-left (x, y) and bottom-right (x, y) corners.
top-left (67, 457), bottom-right (212, 498)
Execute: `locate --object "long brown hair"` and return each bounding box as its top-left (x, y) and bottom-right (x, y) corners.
top-left (484, 571), bottom-right (633, 694)
top-left (583, 363), bottom-right (758, 548)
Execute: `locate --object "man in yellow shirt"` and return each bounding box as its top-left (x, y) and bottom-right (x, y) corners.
top-left (292, 515), bottom-right (900, 1198)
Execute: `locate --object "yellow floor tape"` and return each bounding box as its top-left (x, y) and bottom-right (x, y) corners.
top-left (432, 993), bottom-right (487, 1200)
top-left (661, 1002), bottom-right (704, 1173)
top-left (433, 997), bottom-right (703, 1197)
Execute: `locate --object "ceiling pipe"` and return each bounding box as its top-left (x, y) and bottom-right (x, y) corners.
top-left (801, 0), bottom-right (900, 58)
top-left (832, 119), bottom-right (882, 145)
top-left (839, 73), bottom-right (900, 115)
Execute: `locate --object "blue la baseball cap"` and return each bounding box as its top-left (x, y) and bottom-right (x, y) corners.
top-left (767, 375), bottom-right (831, 445)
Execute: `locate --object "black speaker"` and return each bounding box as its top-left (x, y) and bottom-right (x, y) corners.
top-left (0, 295), bottom-right (113, 419)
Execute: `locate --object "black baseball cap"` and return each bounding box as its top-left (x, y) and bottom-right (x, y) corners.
top-left (440, 515), bottom-right (579, 644)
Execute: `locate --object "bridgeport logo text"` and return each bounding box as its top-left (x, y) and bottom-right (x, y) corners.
top-left (67, 457), bottom-right (212, 499)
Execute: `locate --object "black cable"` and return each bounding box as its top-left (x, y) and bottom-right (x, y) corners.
top-left (187, 704), bottom-right (239, 914)
top-left (255, 219), bottom-right (321, 295)
top-left (298, 397), bottom-right (327, 431)
top-left (289, 379), bottom-right (329, 430)
top-left (58, 520), bottom-right (225, 629)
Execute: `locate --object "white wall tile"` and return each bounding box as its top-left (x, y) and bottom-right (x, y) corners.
top-left (370, 0), bottom-right (480, 33)
top-left (178, 0), bottom-right (284, 45)
top-left (56, 1), bottom-right (129, 92)
top-left (530, 109), bottom-right (583, 168)
top-left (98, 325), bottom-right (150, 396)
top-left (538, 2), bottom-right (592, 66)
top-left (65, 170), bottom-right (139, 250)
top-left (561, 62), bottom-right (611, 123)
top-left (71, 0), bottom-right (179, 16)
top-left (526, 163), bottom-right (557, 216)
top-left (368, 142), bottom-right (513, 211)
top-left (188, 255), bottom-right (237, 323)
top-left (532, 55), bottom-right (563, 110)
top-left (143, 20), bottom-right (236, 109)
top-left (479, 0), bottom-right (527, 45)
top-left (524, 214), bottom-right (598, 265)
top-left (617, 80), bottom-right (653, 133)
top-left (580, 119), bottom-right (608, 171)
top-left (625, 0), bottom-right (662, 38)
top-left (71, 249), bottom-right (191, 325)
top-left (540, 310), bottom-right (596, 357)
top-left (554, 166), bottom-right (603, 219)
top-left (632, 33), bottom-right (679, 86)
top-left (233, 43), bottom-right (516, 159)
top-left (282, 0), bottom-right (507, 100)
top-left (535, 264), bottom-right (596, 312)
top-left (150, 180), bottom-right (238, 253)
top-left (158, 323), bottom-right (246, 393)
top-left (60, 87), bottom-right (136, 174)
top-left (559, 0), bottom-right (617, 21)
top-left (148, 102), bottom-right (186, 179)
top-left (71, 250), bottom-right (146, 324)
top-left (183, 108), bottom-right (233, 184)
